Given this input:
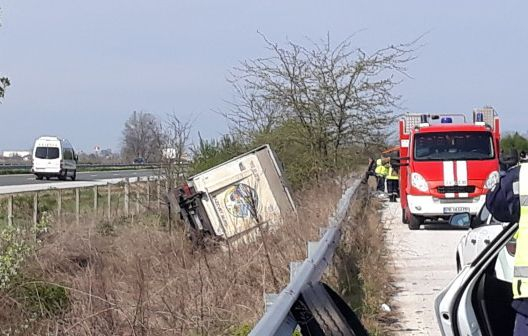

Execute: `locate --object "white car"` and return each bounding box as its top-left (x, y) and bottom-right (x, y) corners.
top-left (455, 206), bottom-right (515, 283)
top-left (436, 213), bottom-right (517, 335)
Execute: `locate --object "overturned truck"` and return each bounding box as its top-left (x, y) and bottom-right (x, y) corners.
top-left (176, 145), bottom-right (296, 243)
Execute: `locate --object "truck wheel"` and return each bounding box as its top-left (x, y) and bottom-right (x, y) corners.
top-left (35, 175), bottom-right (43, 180)
top-left (70, 170), bottom-right (77, 181)
top-left (409, 214), bottom-right (422, 230)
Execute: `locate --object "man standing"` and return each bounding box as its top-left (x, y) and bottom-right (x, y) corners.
top-left (386, 163), bottom-right (399, 202)
top-left (375, 157), bottom-right (389, 193)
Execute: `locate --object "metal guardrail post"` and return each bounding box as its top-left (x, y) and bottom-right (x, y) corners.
top-left (136, 185), bottom-right (140, 214)
top-left (146, 178), bottom-right (151, 206)
top-left (57, 190), bottom-right (62, 223)
top-left (75, 188), bottom-right (80, 225)
top-left (93, 186), bottom-right (98, 214)
top-left (7, 195), bottom-right (13, 226)
top-left (157, 179), bottom-right (161, 210)
top-left (124, 179), bottom-right (130, 216)
top-left (107, 183), bottom-right (111, 221)
top-left (33, 193), bottom-right (38, 241)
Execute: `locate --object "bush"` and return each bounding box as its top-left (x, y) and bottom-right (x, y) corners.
top-left (16, 281), bottom-right (69, 318)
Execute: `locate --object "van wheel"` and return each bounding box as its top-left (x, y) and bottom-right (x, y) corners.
top-left (59, 170), bottom-right (67, 181)
top-left (70, 170), bottom-right (76, 181)
top-left (409, 214), bottom-right (423, 230)
top-left (35, 175), bottom-right (43, 180)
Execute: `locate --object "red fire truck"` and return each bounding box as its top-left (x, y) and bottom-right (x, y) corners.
top-left (398, 107), bottom-right (501, 230)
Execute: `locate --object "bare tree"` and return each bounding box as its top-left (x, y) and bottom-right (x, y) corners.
top-left (0, 77), bottom-right (9, 101)
top-left (121, 111), bottom-right (162, 163)
top-left (227, 33), bottom-right (417, 166)
top-left (157, 113), bottom-right (192, 188)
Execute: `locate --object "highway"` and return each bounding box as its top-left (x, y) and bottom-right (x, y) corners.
top-left (0, 169), bottom-right (160, 187)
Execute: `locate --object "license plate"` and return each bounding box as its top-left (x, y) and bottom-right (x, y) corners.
top-left (443, 207), bottom-right (470, 214)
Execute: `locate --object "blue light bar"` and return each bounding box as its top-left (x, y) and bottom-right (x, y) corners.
top-left (441, 117), bottom-right (453, 124)
top-left (476, 112), bottom-right (484, 122)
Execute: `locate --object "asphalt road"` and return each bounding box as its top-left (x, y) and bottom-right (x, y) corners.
top-left (384, 201), bottom-right (467, 336)
top-left (0, 169), bottom-right (160, 187)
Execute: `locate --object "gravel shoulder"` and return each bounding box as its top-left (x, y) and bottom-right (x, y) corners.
top-left (383, 201), bottom-right (467, 335)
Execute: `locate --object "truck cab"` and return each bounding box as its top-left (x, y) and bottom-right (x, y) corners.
top-left (399, 107), bottom-right (500, 230)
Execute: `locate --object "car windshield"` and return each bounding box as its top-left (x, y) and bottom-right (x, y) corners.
top-left (35, 147), bottom-right (60, 159)
top-left (413, 131), bottom-right (494, 161)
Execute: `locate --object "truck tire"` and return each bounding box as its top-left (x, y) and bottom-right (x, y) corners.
top-left (409, 214), bottom-right (422, 230)
top-left (402, 210), bottom-right (409, 224)
top-left (35, 175), bottom-right (43, 180)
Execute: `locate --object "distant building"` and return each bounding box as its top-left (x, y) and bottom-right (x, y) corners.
top-left (100, 148), bottom-right (113, 157)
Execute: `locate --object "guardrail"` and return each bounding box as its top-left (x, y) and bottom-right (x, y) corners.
top-left (249, 178), bottom-right (365, 335)
top-left (0, 163), bottom-right (163, 171)
top-left (0, 176), bottom-right (168, 231)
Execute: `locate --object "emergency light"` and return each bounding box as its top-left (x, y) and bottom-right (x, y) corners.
top-left (476, 112), bottom-right (484, 122)
top-left (441, 117), bottom-right (453, 124)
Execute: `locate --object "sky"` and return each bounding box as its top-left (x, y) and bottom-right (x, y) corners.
top-left (0, 1), bottom-right (527, 152)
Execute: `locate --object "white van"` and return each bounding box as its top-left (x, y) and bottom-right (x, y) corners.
top-left (31, 136), bottom-right (78, 181)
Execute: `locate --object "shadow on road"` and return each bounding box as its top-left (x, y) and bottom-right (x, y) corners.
top-left (421, 221), bottom-right (467, 231)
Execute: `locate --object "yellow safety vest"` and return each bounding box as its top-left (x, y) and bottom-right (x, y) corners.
top-left (375, 159), bottom-right (384, 176)
top-left (386, 166), bottom-right (399, 180)
top-left (513, 163), bottom-right (528, 299)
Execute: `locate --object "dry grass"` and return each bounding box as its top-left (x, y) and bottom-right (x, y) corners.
top-left (0, 178), bottom-right (346, 336)
top-left (330, 183), bottom-right (393, 335)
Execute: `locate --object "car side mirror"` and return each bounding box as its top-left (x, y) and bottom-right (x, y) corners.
top-left (75, 154), bottom-right (79, 162)
top-left (449, 212), bottom-right (471, 229)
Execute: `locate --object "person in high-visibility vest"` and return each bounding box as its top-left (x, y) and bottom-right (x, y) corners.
top-left (375, 157), bottom-right (389, 192)
top-left (486, 158), bottom-right (527, 335)
top-left (386, 163), bottom-right (399, 202)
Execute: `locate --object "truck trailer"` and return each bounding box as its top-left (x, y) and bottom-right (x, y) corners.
top-left (176, 145), bottom-right (296, 243)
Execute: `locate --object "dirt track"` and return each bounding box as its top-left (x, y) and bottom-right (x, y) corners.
top-left (383, 201), bottom-right (467, 335)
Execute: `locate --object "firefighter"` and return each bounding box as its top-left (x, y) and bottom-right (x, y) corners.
top-left (375, 157), bottom-right (389, 192)
top-left (386, 162), bottom-right (399, 202)
top-left (485, 154), bottom-right (528, 335)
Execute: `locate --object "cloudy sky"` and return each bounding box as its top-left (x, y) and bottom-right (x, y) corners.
top-left (0, 1), bottom-right (526, 152)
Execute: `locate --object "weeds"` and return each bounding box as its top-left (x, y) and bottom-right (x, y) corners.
top-left (332, 184), bottom-right (392, 335)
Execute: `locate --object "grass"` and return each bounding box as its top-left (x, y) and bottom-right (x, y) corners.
top-left (0, 175), bottom-right (393, 335)
top-left (329, 181), bottom-right (395, 335)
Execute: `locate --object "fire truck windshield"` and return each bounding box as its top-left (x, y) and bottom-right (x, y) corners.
top-left (413, 131), bottom-right (494, 161)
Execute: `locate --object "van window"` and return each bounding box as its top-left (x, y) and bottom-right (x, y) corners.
top-left (35, 147), bottom-right (60, 160)
top-left (63, 149), bottom-right (73, 160)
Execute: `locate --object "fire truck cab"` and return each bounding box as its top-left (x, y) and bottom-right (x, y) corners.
top-left (398, 107), bottom-right (501, 230)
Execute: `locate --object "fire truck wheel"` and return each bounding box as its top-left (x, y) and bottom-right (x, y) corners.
top-left (402, 210), bottom-right (409, 224)
top-left (408, 214), bottom-right (422, 230)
